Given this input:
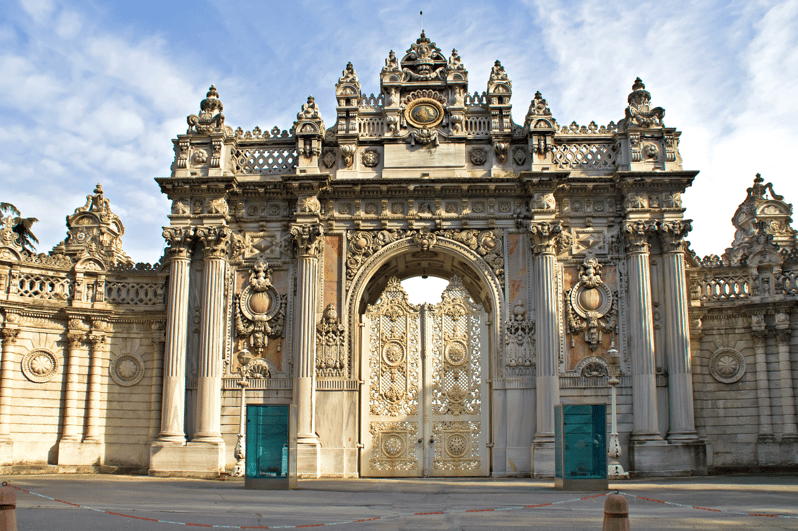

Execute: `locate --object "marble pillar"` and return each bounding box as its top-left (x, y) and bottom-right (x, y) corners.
top-left (528, 221), bottom-right (561, 477)
top-left (0, 326), bottom-right (19, 463)
top-left (61, 330), bottom-right (85, 442)
top-left (193, 226), bottom-right (229, 445)
top-left (291, 221), bottom-right (323, 477)
top-left (775, 324), bottom-right (797, 438)
top-left (751, 318), bottom-right (773, 441)
top-left (156, 228), bottom-right (193, 443)
top-left (623, 221), bottom-right (662, 441)
top-left (84, 332), bottom-right (105, 443)
top-left (659, 222), bottom-right (698, 440)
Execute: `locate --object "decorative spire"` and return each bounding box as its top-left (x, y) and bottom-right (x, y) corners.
top-left (490, 60), bottom-right (508, 81)
top-left (339, 62), bottom-right (358, 84)
top-left (622, 77), bottom-right (664, 128)
top-left (187, 85), bottom-right (226, 134)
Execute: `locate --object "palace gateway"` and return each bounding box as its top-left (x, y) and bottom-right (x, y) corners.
top-left (1, 32), bottom-right (796, 478)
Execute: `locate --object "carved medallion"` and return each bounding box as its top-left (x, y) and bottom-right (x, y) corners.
top-left (405, 98), bottom-right (445, 129)
top-left (322, 149), bottom-right (336, 168)
top-left (709, 348), bottom-right (745, 384)
top-left (362, 149), bottom-right (380, 168)
top-left (235, 262), bottom-right (286, 356)
top-left (21, 349), bottom-right (58, 383)
top-left (110, 352), bottom-right (145, 386)
top-left (469, 147), bottom-right (487, 166)
top-left (566, 257), bottom-right (615, 350)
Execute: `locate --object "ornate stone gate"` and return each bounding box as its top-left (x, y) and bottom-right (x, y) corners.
top-left (361, 277), bottom-right (488, 477)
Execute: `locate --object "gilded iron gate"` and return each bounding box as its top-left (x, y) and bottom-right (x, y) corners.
top-left (360, 277), bottom-right (488, 477)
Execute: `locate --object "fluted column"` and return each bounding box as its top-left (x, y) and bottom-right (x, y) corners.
top-left (193, 226), bottom-right (229, 444)
top-left (774, 317), bottom-right (797, 438)
top-left (157, 227), bottom-right (193, 443)
top-left (291, 221), bottom-right (324, 446)
top-left (751, 317), bottom-right (773, 441)
top-left (84, 329), bottom-right (106, 442)
top-left (623, 220), bottom-right (662, 440)
top-left (528, 221), bottom-right (561, 444)
top-left (0, 326), bottom-right (20, 440)
top-left (658, 221), bottom-right (698, 440)
top-left (61, 326), bottom-right (86, 442)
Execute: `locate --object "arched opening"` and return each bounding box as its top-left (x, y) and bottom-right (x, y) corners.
top-left (401, 276), bottom-right (448, 305)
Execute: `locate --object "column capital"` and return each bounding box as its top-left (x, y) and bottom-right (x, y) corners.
top-left (66, 331), bottom-right (85, 348)
top-left (196, 226), bottom-right (230, 260)
top-left (0, 327), bottom-right (20, 344)
top-left (622, 220), bottom-right (658, 254)
top-left (776, 329), bottom-right (792, 345)
top-left (87, 333), bottom-right (106, 348)
top-left (528, 220), bottom-right (562, 255)
top-left (657, 220), bottom-right (692, 254)
top-left (291, 221), bottom-right (324, 257)
top-left (163, 226), bottom-right (195, 259)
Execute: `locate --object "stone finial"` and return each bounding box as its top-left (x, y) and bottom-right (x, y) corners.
top-left (187, 85), bottom-right (226, 134)
top-left (622, 77), bottom-right (664, 128)
top-left (448, 49), bottom-right (465, 70)
top-left (339, 62), bottom-right (358, 83)
top-left (490, 60), bottom-right (508, 81)
top-left (298, 95), bottom-right (321, 121)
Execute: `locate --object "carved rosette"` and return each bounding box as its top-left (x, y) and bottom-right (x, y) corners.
top-left (528, 221), bottom-right (562, 255)
top-left (504, 300), bottom-right (535, 376)
top-left (21, 349), bottom-right (59, 383)
top-left (658, 220), bottom-right (692, 254)
top-left (368, 421), bottom-right (419, 471)
top-left (291, 222), bottom-right (324, 257)
top-left (566, 257), bottom-right (616, 351)
top-left (109, 352), bottom-right (145, 387)
top-left (316, 303), bottom-right (347, 377)
top-left (432, 421), bottom-right (480, 471)
top-left (622, 220), bottom-right (657, 254)
top-left (709, 348), bottom-right (745, 384)
top-left (235, 262), bottom-right (285, 357)
top-left (196, 226), bottom-right (230, 259)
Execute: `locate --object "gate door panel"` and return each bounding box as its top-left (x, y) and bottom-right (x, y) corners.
top-left (426, 277), bottom-right (488, 477)
top-left (361, 278), bottom-right (423, 477)
top-left (361, 276), bottom-right (488, 477)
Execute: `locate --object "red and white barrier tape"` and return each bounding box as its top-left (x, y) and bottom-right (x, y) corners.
top-left (616, 491), bottom-right (798, 520)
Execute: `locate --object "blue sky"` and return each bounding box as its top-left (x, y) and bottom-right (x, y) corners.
top-left (2, 0), bottom-right (797, 267)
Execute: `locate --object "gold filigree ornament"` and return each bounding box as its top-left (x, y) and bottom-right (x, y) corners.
top-left (405, 98), bottom-right (445, 129)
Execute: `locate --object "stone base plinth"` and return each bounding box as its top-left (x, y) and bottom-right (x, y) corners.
top-left (532, 441), bottom-right (555, 478)
top-left (149, 441), bottom-right (225, 478)
top-left (57, 440), bottom-right (102, 466)
top-left (296, 441), bottom-right (320, 478)
top-left (506, 446), bottom-right (531, 476)
top-left (630, 439), bottom-right (707, 477)
top-left (757, 438), bottom-right (798, 467)
top-left (0, 439), bottom-right (13, 466)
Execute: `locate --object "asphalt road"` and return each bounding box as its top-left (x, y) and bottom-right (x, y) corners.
top-left (5, 474), bottom-right (798, 530)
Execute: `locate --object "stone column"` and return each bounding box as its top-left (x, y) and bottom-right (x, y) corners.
top-left (157, 227), bottom-right (193, 443)
top-left (84, 330), bottom-right (106, 443)
top-left (751, 315), bottom-right (773, 441)
top-left (0, 326), bottom-right (20, 441)
top-left (291, 221), bottom-right (324, 476)
top-left (528, 221), bottom-right (561, 477)
top-left (658, 221), bottom-right (698, 440)
top-left (193, 226), bottom-right (229, 444)
top-left (623, 221), bottom-right (662, 440)
top-left (61, 326), bottom-right (86, 442)
top-left (774, 316), bottom-right (797, 439)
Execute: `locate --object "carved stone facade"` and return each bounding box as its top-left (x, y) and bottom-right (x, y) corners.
top-left (2, 32), bottom-right (797, 478)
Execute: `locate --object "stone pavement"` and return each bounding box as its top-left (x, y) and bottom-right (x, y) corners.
top-left (5, 474), bottom-right (798, 530)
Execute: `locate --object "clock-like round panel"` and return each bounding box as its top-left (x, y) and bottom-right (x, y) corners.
top-left (405, 98), bottom-right (445, 129)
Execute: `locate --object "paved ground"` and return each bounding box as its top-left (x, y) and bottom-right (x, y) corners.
top-left (4, 474), bottom-right (798, 530)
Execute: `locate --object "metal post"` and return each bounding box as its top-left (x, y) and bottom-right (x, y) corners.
top-left (606, 343), bottom-right (629, 479)
top-left (233, 349), bottom-right (252, 477)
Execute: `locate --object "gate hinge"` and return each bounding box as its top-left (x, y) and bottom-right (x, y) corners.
top-left (356, 443), bottom-right (364, 449)
top-left (486, 443), bottom-right (494, 448)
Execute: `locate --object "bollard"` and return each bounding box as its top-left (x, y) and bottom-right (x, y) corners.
top-left (0, 482), bottom-right (17, 531)
top-left (602, 491), bottom-right (630, 531)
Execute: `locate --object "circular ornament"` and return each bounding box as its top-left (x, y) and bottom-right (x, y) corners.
top-left (709, 348), bottom-right (745, 384)
top-left (110, 352), bottom-right (145, 387)
top-left (444, 342), bottom-right (467, 366)
top-left (445, 433), bottom-right (469, 458)
top-left (382, 342), bottom-right (405, 367)
top-left (405, 98), bottom-right (445, 129)
top-left (239, 284), bottom-right (281, 322)
top-left (362, 149), bottom-right (380, 168)
top-left (21, 349), bottom-right (58, 383)
top-left (382, 434), bottom-right (405, 458)
top-left (569, 282), bottom-right (612, 319)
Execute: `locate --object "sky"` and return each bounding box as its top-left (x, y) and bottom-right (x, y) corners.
top-left (2, 0), bottom-right (797, 275)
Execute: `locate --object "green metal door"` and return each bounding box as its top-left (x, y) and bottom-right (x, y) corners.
top-left (246, 404), bottom-right (288, 479)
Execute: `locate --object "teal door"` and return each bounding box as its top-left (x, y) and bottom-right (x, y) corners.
top-left (246, 405), bottom-right (289, 479)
